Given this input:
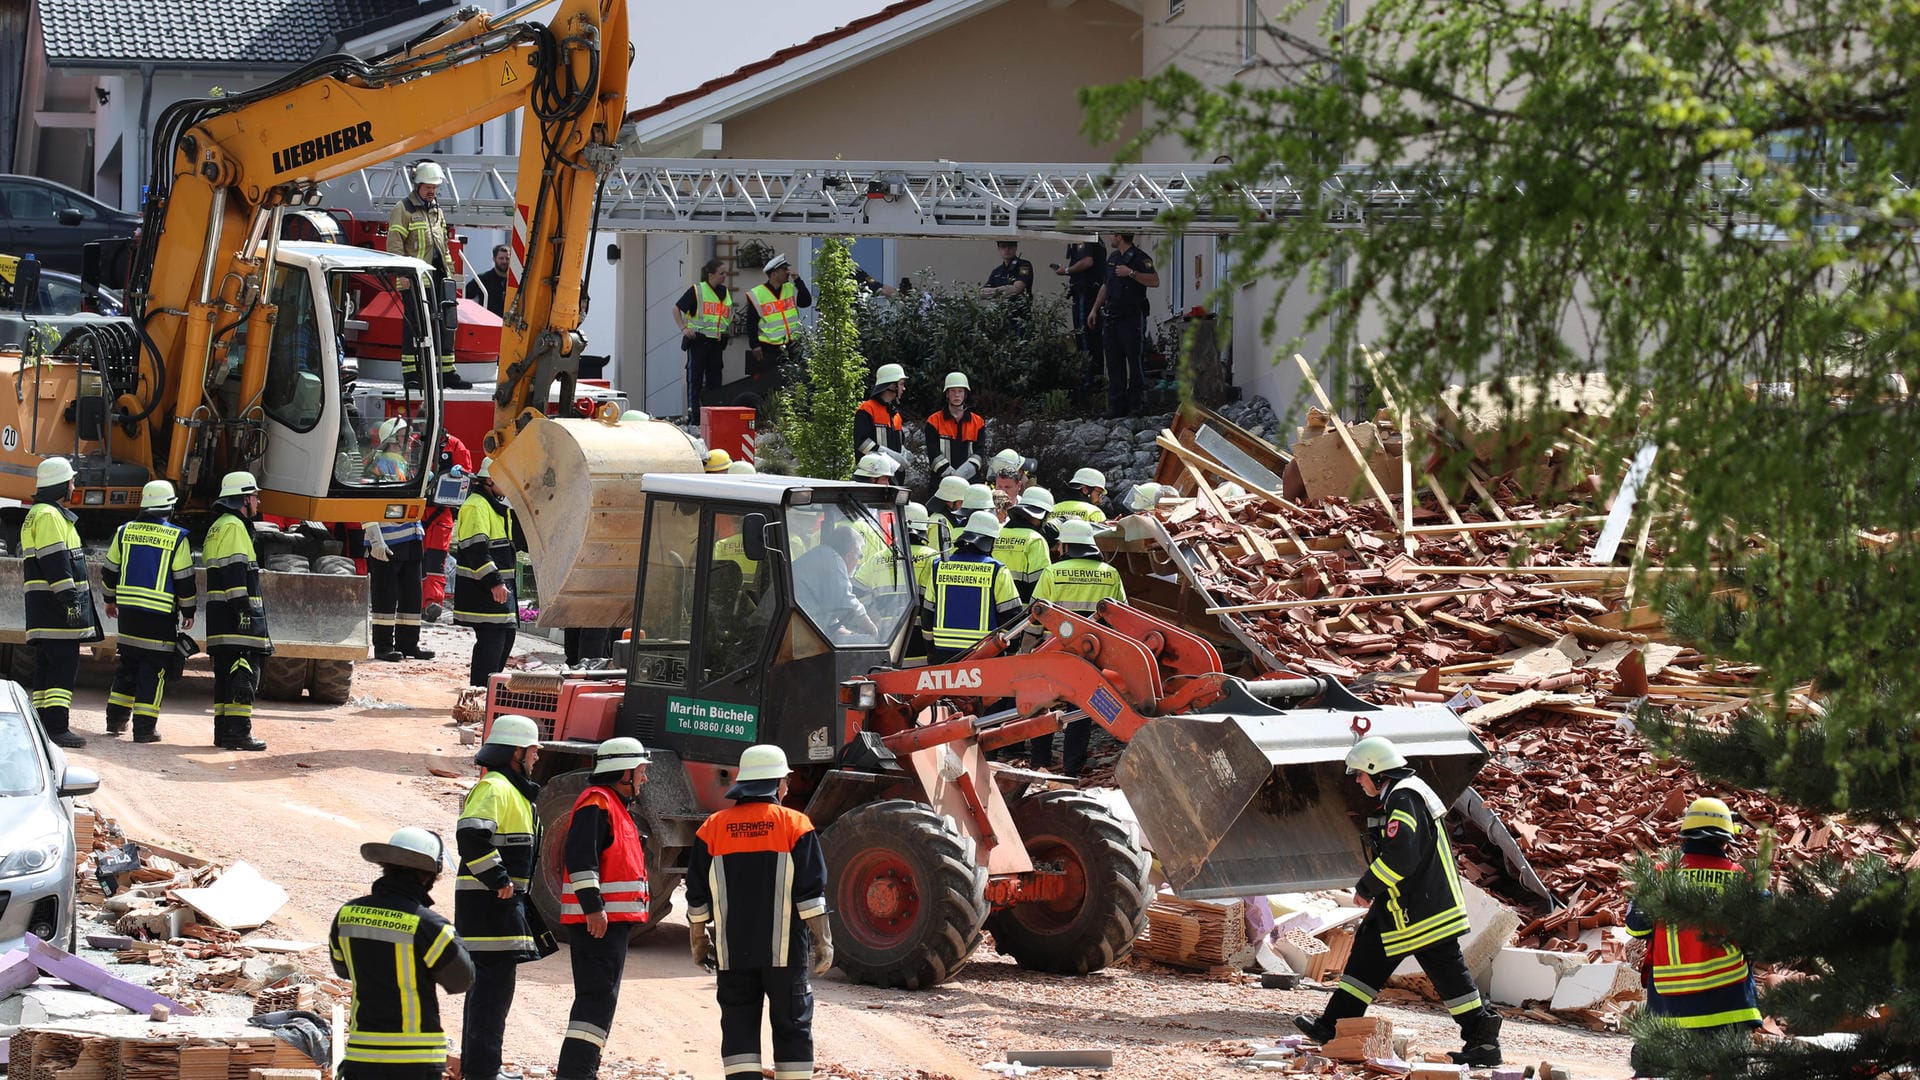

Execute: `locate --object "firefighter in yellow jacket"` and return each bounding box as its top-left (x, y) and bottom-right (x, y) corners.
top-left (453, 458), bottom-right (519, 687)
top-left (456, 714), bottom-right (544, 1080)
top-left (101, 481), bottom-right (196, 743)
top-left (203, 472), bottom-right (270, 751)
top-left (20, 457), bottom-right (94, 748)
top-left (386, 160), bottom-right (469, 390)
top-left (1295, 736), bottom-right (1503, 1067)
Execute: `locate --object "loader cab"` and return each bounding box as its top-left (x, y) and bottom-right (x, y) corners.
top-left (620, 475), bottom-right (914, 778)
top-left (246, 243), bottom-right (440, 516)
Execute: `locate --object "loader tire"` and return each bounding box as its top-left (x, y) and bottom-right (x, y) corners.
top-left (823, 799), bottom-right (988, 990)
top-left (308, 660), bottom-right (354, 705)
top-left (257, 657), bottom-right (312, 701)
top-left (985, 790), bottom-right (1151, 976)
top-left (313, 554), bottom-right (358, 576)
top-left (9, 643), bottom-right (35, 685)
top-left (532, 769), bottom-right (672, 945)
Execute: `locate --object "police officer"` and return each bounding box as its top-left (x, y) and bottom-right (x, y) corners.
top-left (557, 738), bottom-right (652, 1080)
top-left (993, 487), bottom-right (1053, 602)
top-left (746, 255), bottom-right (811, 401)
top-left (422, 431), bottom-right (473, 623)
top-left (386, 160), bottom-right (470, 390)
top-left (924, 373), bottom-right (987, 483)
top-left (453, 458), bottom-right (518, 688)
top-left (456, 714), bottom-right (544, 1080)
top-left (21, 457), bottom-right (93, 748)
top-left (332, 827), bottom-right (474, 1080)
top-left (101, 481), bottom-right (195, 743)
top-left (675, 259), bottom-right (733, 415)
top-left (365, 469), bottom-right (433, 665)
top-left (1053, 468), bottom-right (1111, 524)
top-left (685, 745), bottom-right (832, 1080)
top-left (923, 511), bottom-right (1023, 663)
top-left (203, 471), bottom-right (270, 752)
top-left (1624, 797), bottom-right (1762, 1076)
top-left (465, 244), bottom-right (513, 318)
top-left (1086, 232), bottom-right (1160, 417)
top-left (1294, 736), bottom-right (1503, 1068)
top-left (1027, 519), bottom-right (1127, 775)
top-left (854, 363), bottom-right (909, 468)
top-left (1054, 236), bottom-right (1107, 393)
top-left (981, 238), bottom-right (1035, 322)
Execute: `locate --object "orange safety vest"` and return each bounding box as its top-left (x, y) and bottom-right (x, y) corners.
top-left (857, 398), bottom-right (903, 443)
top-left (749, 282), bottom-right (799, 345)
top-left (926, 409), bottom-right (985, 451)
top-left (1647, 852), bottom-right (1751, 995)
top-left (559, 786), bottom-right (650, 924)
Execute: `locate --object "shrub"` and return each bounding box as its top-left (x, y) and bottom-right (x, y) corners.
top-left (772, 238), bottom-right (867, 480)
top-left (855, 283), bottom-right (1085, 421)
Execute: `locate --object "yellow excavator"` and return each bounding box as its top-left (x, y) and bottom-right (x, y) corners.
top-left (0, 0), bottom-right (687, 684)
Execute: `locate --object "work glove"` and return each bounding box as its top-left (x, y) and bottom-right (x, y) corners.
top-left (690, 923), bottom-right (715, 971)
top-left (363, 524), bottom-right (391, 562)
top-left (882, 446), bottom-right (911, 470)
top-left (803, 914), bottom-right (834, 976)
top-left (954, 460), bottom-right (978, 482)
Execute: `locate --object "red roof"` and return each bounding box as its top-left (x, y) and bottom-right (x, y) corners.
top-left (627, 0), bottom-right (938, 123)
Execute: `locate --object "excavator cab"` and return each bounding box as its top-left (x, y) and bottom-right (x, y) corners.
top-left (611, 474), bottom-right (915, 771)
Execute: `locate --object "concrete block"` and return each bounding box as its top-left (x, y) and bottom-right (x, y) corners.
top-left (1488, 946), bottom-right (1585, 1006)
top-left (1461, 880), bottom-right (1523, 992)
top-left (1549, 961), bottom-right (1638, 1010)
top-left (20, 986), bottom-right (133, 1020)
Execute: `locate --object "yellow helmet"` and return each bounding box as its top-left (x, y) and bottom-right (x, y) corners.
top-left (1680, 796), bottom-right (1740, 837)
top-left (704, 449), bottom-right (733, 473)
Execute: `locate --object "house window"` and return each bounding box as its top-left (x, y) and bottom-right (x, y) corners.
top-left (1243, 0), bottom-right (1260, 65)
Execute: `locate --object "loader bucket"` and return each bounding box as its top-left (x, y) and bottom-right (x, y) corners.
top-left (487, 414), bottom-right (702, 629)
top-left (1115, 687), bottom-right (1488, 898)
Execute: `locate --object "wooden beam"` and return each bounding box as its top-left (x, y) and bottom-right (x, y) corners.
top-left (1156, 432), bottom-right (1306, 515)
top-left (1404, 564), bottom-right (1702, 578)
top-left (1293, 354), bottom-right (1401, 529)
top-left (1208, 586), bottom-right (1496, 614)
top-left (1423, 474), bottom-right (1485, 555)
top-left (1404, 514), bottom-right (1619, 535)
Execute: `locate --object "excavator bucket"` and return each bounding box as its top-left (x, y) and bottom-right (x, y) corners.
top-left (487, 414), bottom-right (702, 629)
top-left (1115, 680), bottom-right (1488, 899)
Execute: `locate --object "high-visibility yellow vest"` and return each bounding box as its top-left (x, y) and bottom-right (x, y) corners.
top-left (749, 282), bottom-right (799, 345)
top-left (690, 281), bottom-right (732, 338)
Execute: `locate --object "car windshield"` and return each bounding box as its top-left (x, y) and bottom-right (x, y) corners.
top-left (0, 711), bottom-right (44, 796)
top-left (785, 496), bottom-right (913, 647)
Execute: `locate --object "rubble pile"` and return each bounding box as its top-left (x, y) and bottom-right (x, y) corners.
top-left (1128, 382), bottom-right (1911, 952)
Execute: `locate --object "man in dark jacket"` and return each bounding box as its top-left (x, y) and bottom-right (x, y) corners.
top-left (853, 363), bottom-right (908, 469)
top-left (686, 745), bottom-right (832, 1080)
top-left (20, 457), bottom-right (93, 748)
top-left (1294, 735), bottom-right (1504, 1067)
top-left (556, 737), bottom-right (652, 1080)
top-left (202, 471), bottom-right (270, 751)
top-left (456, 714), bottom-right (544, 1080)
top-left (465, 245), bottom-right (513, 319)
top-left (101, 480), bottom-right (196, 742)
top-left (453, 457), bottom-right (520, 687)
top-left (331, 826), bottom-right (474, 1080)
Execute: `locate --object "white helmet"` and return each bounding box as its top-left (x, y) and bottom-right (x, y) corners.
top-left (1017, 486), bottom-right (1054, 514)
top-left (873, 363), bottom-right (907, 389)
top-left (620, 409), bottom-right (650, 422)
top-left (1126, 482), bottom-right (1165, 513)
top-left (475, 457), bottom-right (493, 479)
top-left (485, 714), bottom-right (540, 748)
top-left (943, 372), bottom-right (970, 392)
top-left (219, 471), bottom-right (259, 498)
top-left (36, 458), bottom-right (75, 487)
top-left (1070, 467), bottom-right (1107, 491)
top-left (595, 736), bottom-right (650, 772)
top-left (853, 453), bottom-right (898, 479)
top-left (140, 480), bottom-right (176, 510)
top-left (377, 416), bottom-right (410, 445)
top-left (933, 475), bottom-right (971, 504)
top-left (962, 483), bottom-right (995, 511)
top-left (1056, 518), bottom-right (1100, 550)
top-left (989, 448), bottom-right (1025, 477)
top-left (412, 161), bottom-right (447, 187)
top-left (763, 253), bottom-right (790, 274)
top-left (1345, 735), bottom-right (1408, 776)
top-left (727, 460), bottom-right (757, 475)
top-left (736, 744), bottom-right (792, 783)
top-left (904, 502), bottom-right (931, 533)
top-left (361, 826), bottom-right (450, 875)
top-left (960, 510), bottom-right (1003, 540)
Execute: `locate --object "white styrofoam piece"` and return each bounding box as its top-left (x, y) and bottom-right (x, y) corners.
top-left (1549, 961), bottom-right (1628, 1010)
top-left (171, 860), bottom-right (289, 930)
top-left (1489, 946), bottom-right (1585, 1006)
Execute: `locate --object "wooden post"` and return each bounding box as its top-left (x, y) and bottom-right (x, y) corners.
top-left (1294, 354), bottom-right (1400, 529)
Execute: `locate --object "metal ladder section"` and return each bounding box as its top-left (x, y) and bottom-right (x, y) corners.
top-left (321, 156), bottom-right (1903, 238)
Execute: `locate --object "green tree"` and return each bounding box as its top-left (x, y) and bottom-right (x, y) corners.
top-left (1084, 1), bottom-right (1920, 1075)
top-left (774, 238), bottom-right (868, 480)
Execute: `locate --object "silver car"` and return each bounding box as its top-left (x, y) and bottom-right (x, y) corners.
top-left (0, 679), bottom-right (99, 952)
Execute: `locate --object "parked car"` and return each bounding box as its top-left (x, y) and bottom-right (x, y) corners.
top-left (0, 255), bottom-right (123, 315)
top-left (0, 678), bottom-right (99, 953)
top-left (0, 175), bottom-right (140, 275)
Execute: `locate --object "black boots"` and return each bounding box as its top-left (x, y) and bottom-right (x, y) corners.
top-left (396, 623), bottom-right (436, 661)
top-left (1292, 1014), bottom-right (1334, 1045)
top-left (443, 367), bottom-right (472, 390)
top-left (106, 703), bottom-right (131, 735)
top-left (1449, 1010), bottom-right (1504, 1066)
top-left (213, 718), bottom-right (267, 752)
top-left (373, 625), bottom-right (403, 663)
top-left (50, 729), bottom-right (86, 749)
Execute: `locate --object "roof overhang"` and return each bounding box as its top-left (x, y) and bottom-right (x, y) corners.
top-left (626, 0), bottom-right (1010, 153)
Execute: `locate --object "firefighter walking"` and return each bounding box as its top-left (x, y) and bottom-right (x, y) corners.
top-left (330, 827), bottom-right (474, 1080)
top-left (101, 481), bottom-right (195, 742)
top-left (556, 738), bottom-right (653, 1080)
top-left (1624, 797), bottom-right (1762, 1076)
top-left (686, 745), bottom-right (832, 1080)
top-left (203, 472), bottom-right (270, 751)
top-left (1294, 736), bottom-right (1504, 1067)
top-left (456, 714), bottom-right (544, 1080)
top-left (21, 457), bottom-right (95, 748)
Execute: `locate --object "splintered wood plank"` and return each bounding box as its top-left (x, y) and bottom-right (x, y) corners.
top-left (1294, 354), bottom-right (1401, 528)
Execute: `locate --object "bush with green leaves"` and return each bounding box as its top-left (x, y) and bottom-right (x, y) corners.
top-left (772, 238), bottom-right (868, 480)
top-left (854, 283), bottom-right (1085, 420)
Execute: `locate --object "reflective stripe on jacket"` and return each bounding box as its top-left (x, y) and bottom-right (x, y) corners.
top-left (690, 281), bottom-right (731, 337)
top-left (203, 511), bottom-right (269, 649)
top-left (454, 769), bottom-right (541, 957)
top-left (1357, 775), bottom-right (1471, 958)
top-left (748, 282), bottom-right (799, 345)
top-left (1636, 852), bottom-right (1756, 996)
top-left (102, 516), bottom-right (196, 652)
top-left (685, 799), bottom-right (828, 970)
top-left (329, 881), bottom-right (471, 1067)
top-left (1032, 557), bottom-right (1126, 617)
top-left (922, 552), bottom-right (1021, 650)
top-left (21, 500), bottom-right (89, 642)
top-left (452, 493), bottom-right (515, 625)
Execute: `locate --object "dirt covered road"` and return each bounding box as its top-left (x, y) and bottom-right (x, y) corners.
top-left (63, 622), bottom-right (1636, 1079)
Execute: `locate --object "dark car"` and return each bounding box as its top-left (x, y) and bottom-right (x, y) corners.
top-left (0, 257), bottom-right (123, 316)
top-left (0, 175), bottom-right (140, 275)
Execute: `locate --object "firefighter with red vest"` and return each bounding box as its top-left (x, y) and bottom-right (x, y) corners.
top-left (854, 363), bottom-right (909, 469)
top-left (925, 372), bottom-right (987, 483)
top-left (556, 737), bottom-right (652, 1080)
top-left (686, 745), bottom-right (831, 1080)
top-left (1624, 796), bottom-right (1762, 1075)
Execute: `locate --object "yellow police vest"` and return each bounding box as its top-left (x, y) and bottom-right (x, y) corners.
top-left (690, 281), bottom-right (732, 338)
top-left (749, 282), bottom-right (800, 345)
